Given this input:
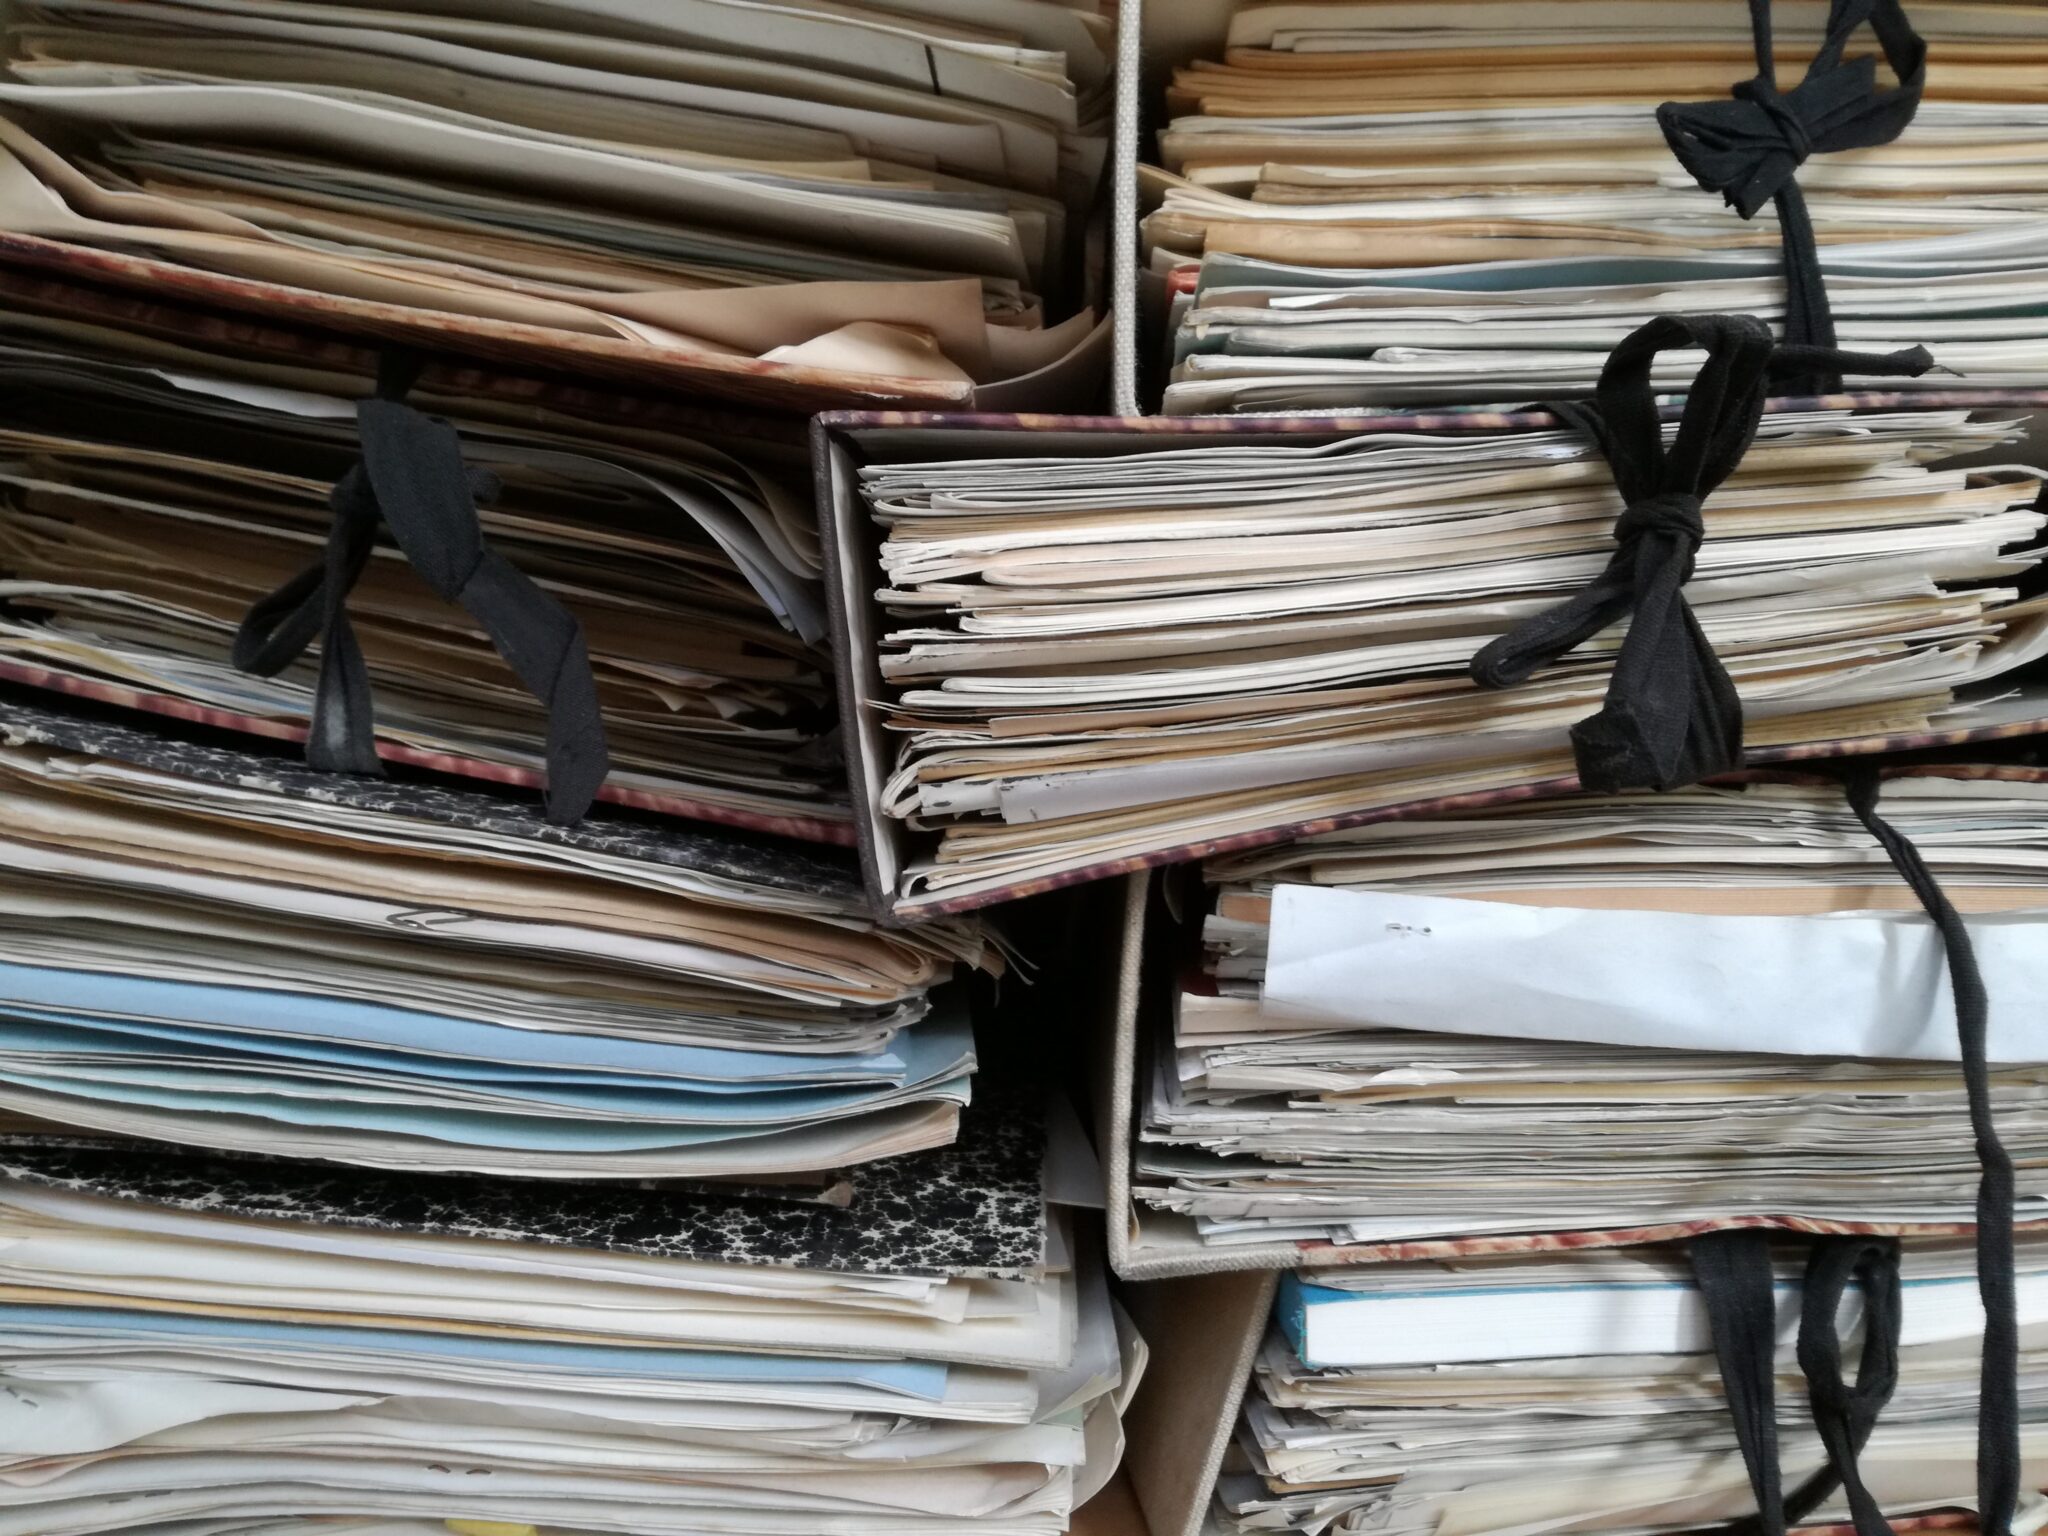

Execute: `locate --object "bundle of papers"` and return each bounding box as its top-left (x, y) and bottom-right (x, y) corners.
top-left (850, 407), bottom-right (2048, 912)
top-left (1146, 1), bottom-right (2048, 412)
top-left (0, 275), bottom-right (853, 838)
top-left (0, 0), bottom-right (1114, 406)
top-left (1217, 1243), bottom-right (2048, 1536)
top-left (1137, 771), bottom-right (2048, 1250)
top-left (0, 1093), bottom-right (1144, 1536)
top-left (0, 696), bottom-right (994, 1179)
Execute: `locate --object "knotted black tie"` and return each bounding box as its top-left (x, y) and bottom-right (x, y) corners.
top-left (1658, 0), bottom-right (1928, 394)
top-left (233, 353), bottom-right (610, 826)
top-left (1468, 314), bottom-right (1933, 795)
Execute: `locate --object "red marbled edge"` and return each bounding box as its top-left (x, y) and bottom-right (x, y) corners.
top-left (1298, 1213), bottom-right (2048, 1268)
top-left (819, 389), bottom-right (2048, 436)
top-left (0, 261), bottom-right (822, 448)
top-left (0, 233), bottom-right (973, 412)
top-left (0, 659), bottom-right (856, 846)
top-left (882, 711), bottom-right (2048, 919)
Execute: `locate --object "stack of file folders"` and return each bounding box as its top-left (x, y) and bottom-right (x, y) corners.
top-left (0, 1091), bottom-right (1144, 1536)
top-left (0, 262), bottom-right (852, 839)
top-left (1215, 1239), bottom-right (2048, 1536)
top-left (1138, 768), bottom-right (2048, 1250)
top-left (0, 695), bottom-right (992, 1180)
top-left (1145, 0), bottom-right (2048, 411)
top-left (840, 403), bottom-right (2048, 913)
top-left (0, 0), bottom-right (1114, 407)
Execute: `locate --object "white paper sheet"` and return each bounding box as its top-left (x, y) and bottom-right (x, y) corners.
top-left (1263, 885), bottom-right (2048, 1062)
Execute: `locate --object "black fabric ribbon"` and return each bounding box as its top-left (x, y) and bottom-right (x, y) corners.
top-left (1689, 767), bottom-right (2020, 1536)
top-left (1467, 314), bottom-right (1932, 795)
top-left (1692, 1230), bottom-right (1797, 1536)
top-left (1658, 0), bottom-right (1928, 393)
top-left (1690, 1232), bottom-right (1903, 1536)
top-left (1843, 768), bottom-right (2021, 1536)
top-left (232, 353), bottom-right (610, 826)
top-left (1798, 1237), bottom-right (1905, 1536)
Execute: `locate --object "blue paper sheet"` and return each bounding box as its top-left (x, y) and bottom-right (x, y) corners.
top-left (0, 960), bottom-right (911, 1081)
top-left (0, 1304), bottom-right (948, 1397)
top-left (0, 1009), bottom-right (975, 1109)
top-left (0, 1036), bottom-right (973, 1122)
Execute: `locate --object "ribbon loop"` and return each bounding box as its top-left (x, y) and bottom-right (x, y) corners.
top-left (231, 354), bottom-right (610, 825)
top-left (1657, 0), bottom-right (1928, 386)
top-left (1467, 315), bottom-right (1933, 795)
top-left (1689, 1233), bottom-right (1905, 1536)
top-left (1797, 1238), bottom-right (1903, 1536)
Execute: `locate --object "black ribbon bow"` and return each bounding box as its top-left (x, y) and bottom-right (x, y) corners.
top-left (232, 354), bottom-right (610, 826)
top-left (1658, 0), bottom-right (1928, 393)
top-left (1467, 314), bottom-right (1932, 795)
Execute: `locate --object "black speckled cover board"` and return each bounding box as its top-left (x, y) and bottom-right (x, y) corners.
top-left (0, 1093), bottom-right (1046, 1278)
top-left (0, 693), bottom-right (863, 900)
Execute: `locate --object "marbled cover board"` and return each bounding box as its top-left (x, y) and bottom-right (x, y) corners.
top-left (0, 1093), bottom-right (1047, 1279)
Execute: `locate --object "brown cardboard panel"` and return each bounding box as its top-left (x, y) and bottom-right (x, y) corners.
top-left (1075, 1471), bottom-right (1154, 1536)
top-left (1121, 1268), bottom-right (1278, 1536)
top-left (1095, 875), bottom-right (1150, 1268)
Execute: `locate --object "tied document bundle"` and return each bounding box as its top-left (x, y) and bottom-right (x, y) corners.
top-left (1146, 0), bottom-right (2048, 412)
top-left (1215, 1240), bottom-right (2048, 1536)
top-left (0, 1093), bottom-right (1146, 1536)
top-left (0, 269), bottom-right (858, 840)
top-left (0, 0), bottom-right (1114, 406)
top-left (848, 405), bottom-right (2048, 912)
top-left (0, 698), bottom-right (996, 1181)
top-left (1139, 770), bottom-right (2048, 1252)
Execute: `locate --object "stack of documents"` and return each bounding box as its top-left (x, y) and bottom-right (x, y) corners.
top-left (0, 696), bottom-right (993, 1179)
top-left (1145, 1), bottom-right (2048, 412)
top-left (1137, 770), bottom-right (2048, 1250)
top-left (1216, 1242), bottom-right (2048, 1536)
top-left (0, 1092), bottom-right (1144, 1536)
top-left (851, 407), bottom-right (2048, 911)
top-left (0, 0), bottom-right (1113, 404)
top-left (0, 274), bottom-right (853, 838)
